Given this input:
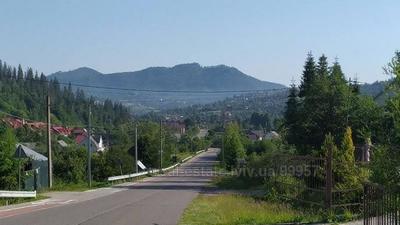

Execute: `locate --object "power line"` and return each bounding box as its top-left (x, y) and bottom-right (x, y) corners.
top-left (10, 76), bottom-right (290, 94)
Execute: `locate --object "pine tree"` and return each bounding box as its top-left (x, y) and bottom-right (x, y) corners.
top-left (335, 127), bottom-right (358, 188)
top-left (17, 64), bottom-right (24, 81)
top-left (342, 127), bottom-right (355, 164)
top-left (316, 55), bottom-right (329, 78)
top-left (299, 52), bottom-right (316, 97)
top-left (284, 83), bottom-right (300, 145)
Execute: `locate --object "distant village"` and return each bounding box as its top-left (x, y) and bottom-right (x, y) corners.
top-left (2, 116), bottom-right (105, 153)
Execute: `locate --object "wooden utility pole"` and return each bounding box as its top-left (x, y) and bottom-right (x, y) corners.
top-left (87, 105), bottom-right (92, 188)
top-left (47, 95), bottom-right (53, 188)
top-left (135, 123), bottom-right (138, 174)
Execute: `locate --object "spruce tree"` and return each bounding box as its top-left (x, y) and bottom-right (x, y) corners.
top-left (299, 52), bottom-right (316, 97)
top-left (284, 83), bottom-right (300, 145)
top-left (17, 64), bottom-right (24, 81)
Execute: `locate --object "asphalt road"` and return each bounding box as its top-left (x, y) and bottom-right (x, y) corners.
top-left (0, 149), bottom-right (219, 225)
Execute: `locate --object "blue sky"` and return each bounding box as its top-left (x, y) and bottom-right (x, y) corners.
top-left (0, 0), bottom-right (398, 85)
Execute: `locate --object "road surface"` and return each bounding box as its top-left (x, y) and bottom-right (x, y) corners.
top-left (0, 149), bottom-right (218, 225)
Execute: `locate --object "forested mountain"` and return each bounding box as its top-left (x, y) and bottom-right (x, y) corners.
top-left (0, 60), bottom-right (131, 127)
top-left (48, 63), bottom-right (285, 112)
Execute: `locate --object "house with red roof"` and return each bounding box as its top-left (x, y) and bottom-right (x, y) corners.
top-left (75, 133), bottom-right (105, 153)
top-left (52, 126), bottom-right (72, 136)
top-left (2, 117), bottom-right (25, 129)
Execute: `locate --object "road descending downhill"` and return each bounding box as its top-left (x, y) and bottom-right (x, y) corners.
top-left (0, 149), bottom-right (219, 225)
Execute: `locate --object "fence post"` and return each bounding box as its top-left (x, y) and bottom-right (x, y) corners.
top-left (325, 144), bottom-right (333, 209)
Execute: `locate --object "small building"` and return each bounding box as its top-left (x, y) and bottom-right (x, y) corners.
top-left (247, 130), bottom-right (265, 141)
top-left (2, 117), bottom-right (25, 129)
top-left (52, 126), bottom-right (72, 136)
top-left (264, 131), bottom-right (280, 140)
top-left (15, 144), bottom-right (48, 190)
top-left (27, 121), bottom-right (47, 130)
top-left (72, 127), bottom-right (86, 136)
top-left (75, 134), bottom-right (105, 152)
top-left (57, 140), bottom-right (69, 148)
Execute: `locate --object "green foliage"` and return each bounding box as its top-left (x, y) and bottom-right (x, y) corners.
top-left (299, 52), bottom-right (317, 97)
top-left (370, 146), bottom-right (400, 187)
top-left (0, 128), bottom-right (18, 189)
top-left (335, 128), bottom-right (360, 189)
top-left (284, 53), bottom-right (379, 154)
top-left (321, 130), bottom-right (362, 189)
top-left (369, 52), bottom-right (400, 186)
top-left (249, 112), bottom-right (272, 131)
top-left (0, 60), bottom-right (131, 128)
top-left (179, 194), bottom-right (322, 225)
top-left (284, 84), bottom-right (300, 145)
top-left (247, 140), bottom-right (276, 155)
top-left (223, 122), bottom-right (245, 169)
top-left (53, 146), bottom-right (87, 184)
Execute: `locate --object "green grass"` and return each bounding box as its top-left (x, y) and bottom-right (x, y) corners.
top-left (0, 195), bottom-right (48, 207)
top-left (45, 181), bottom-right (111, 192)
top-left (177, 151), bottom-right (194, 162)
top-left (179, 194), bottom-right (322, 225)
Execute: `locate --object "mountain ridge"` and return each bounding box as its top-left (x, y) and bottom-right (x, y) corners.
top-left (49, 63), bottom-right (284, 90)
top-left (48, 63), bottom-right (286, 113)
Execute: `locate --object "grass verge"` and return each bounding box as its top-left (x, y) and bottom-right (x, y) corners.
top-left (42, 180), bottom-right (111, 192)
top-left (0, 195), bottom-right (48, 207)
top-left (179, 194), bottom-right (322, 225)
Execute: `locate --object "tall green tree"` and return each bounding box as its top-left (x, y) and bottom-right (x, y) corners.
top-left (299, 52), bottom-right (316, 97)
top-left (284, 54), bottom-right (360, 154)
top-left (223, 122), bottom-right (245, 169)
top-left (284, 83), bottom-right (300, 145)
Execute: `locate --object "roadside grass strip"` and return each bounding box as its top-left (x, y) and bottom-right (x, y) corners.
top-left (179, 194), bottom-right (322, 225)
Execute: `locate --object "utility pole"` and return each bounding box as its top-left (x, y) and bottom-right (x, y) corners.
top-left (221, 111), bottom-right (226, 164)
top-left (18, 146), bottom-right (21, 190)
top-left (135, 123), bottom-right (138, 174)
top-left (160, 120), bottom-right (163, 172)
top-left (47, 95), bottom-right (53, 188)
top-left (87, 105), bottom-right (92, 188)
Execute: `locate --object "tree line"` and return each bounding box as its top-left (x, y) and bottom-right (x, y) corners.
top-left (219, 51), bottom-right (400, 190)
top-left (0, 59), bottom-right (131, 127)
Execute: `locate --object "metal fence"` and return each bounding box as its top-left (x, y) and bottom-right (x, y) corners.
top-left (363, 183), bottom-right (400, 225)
top-left (0, 190), bottom-right (36, 198)
top-left (265, 150), bottom-right (363, 211)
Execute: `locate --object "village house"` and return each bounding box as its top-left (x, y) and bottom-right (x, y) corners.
top-left (52, 126), bottom-right (72, 136)
top-left (247, 130), bottom-right (265, 141)
top-left (264, 131), bottom-right (280, 140)
top-left (15, 144), bottom-right (48, 190)
top-left (75, 134), bottom-right (105, 153)
top-left (2, 117), bottom-right (25, 129)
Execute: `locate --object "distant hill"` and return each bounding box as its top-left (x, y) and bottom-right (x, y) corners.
top-left (159, 80), bottom-right (391, 126)
top-left (160, 89), bottom-right (289, 125)
top-left (48, 63), bottom-right (286, 113)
